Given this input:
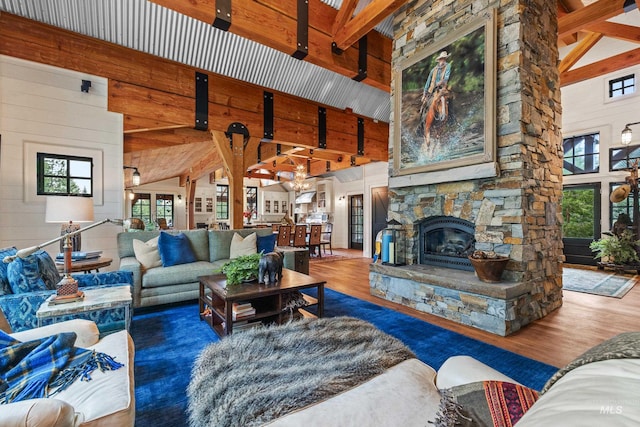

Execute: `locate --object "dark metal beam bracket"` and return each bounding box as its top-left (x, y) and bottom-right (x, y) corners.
top-left (195, 72), bottom-right (209, 130)
top-left (292, 0), bottom-right (309, 59)
top-left (212, 0), bottom-right (232, 31)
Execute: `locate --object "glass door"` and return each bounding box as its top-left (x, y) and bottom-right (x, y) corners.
top-left (349, 195), bottom-right (363, 250)
top-left (562, 183), bottom-right (601, 265)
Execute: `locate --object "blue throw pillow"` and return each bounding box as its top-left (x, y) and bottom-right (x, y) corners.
top-left (158, 232), bottom-right (197, 267)
top-left (0, 247), bottom-right (17, 295)
top-left (257, 234), bottom-right (276, 254)
top-left (7, 255), bottom-right (48, 294)
top-left (34, 250), bottom-right (62, 290)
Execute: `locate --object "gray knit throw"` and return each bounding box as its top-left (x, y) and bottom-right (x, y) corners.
top-left (187, 316), bottom-right (415, 427)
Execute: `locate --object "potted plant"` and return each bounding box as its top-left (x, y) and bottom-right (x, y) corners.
top-left (468, 250), bottom-right (510, 283)
top-left (217, 253), bottom-right (262, 285)
top-left (589, 230), bottom-right (640, 266)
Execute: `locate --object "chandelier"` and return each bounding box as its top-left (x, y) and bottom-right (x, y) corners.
top-left (289, 164), bottom-right (310, 192)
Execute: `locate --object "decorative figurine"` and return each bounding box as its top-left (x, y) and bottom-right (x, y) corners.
top-left (258, 251), bottom-right (284, 285)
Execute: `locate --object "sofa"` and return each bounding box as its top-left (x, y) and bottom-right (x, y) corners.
top-left (116, 228), bottom-right (305, 308)
top-left (0, 246), bottom-right (133, 333)
top-left (266, 333), bottom-right (640, 426)
top-left (188, 316), bottom-right (640, 426)
top-left (0, 318), bottom-right (135, 427)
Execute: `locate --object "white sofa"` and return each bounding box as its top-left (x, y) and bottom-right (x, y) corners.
top-left (267, 349), bottom-right (640, 426)
top-left (0, 320), bottom-right (135, 427)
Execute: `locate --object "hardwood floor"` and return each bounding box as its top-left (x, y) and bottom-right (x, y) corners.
top-left (309, 250), bottom-right (640, 368)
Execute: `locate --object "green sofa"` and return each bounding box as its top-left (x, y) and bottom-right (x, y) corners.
top-left (117, 228), bottom-right (305, 308)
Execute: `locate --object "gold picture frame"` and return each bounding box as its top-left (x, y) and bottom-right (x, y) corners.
top-left (392, 10), bottom-right (496, 176)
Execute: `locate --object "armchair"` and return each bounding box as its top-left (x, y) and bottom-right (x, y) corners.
top-left (0, 264), bottom-right (133, 333)
top-left (0, 317), bottom-right (135, 427)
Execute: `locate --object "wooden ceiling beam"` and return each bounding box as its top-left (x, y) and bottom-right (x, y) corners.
top-left (332, 0), bottom-right (405, 51)
top-left (559, 32), bottom-right (603, 74)
top-left (561, 45), bottom-right (640, 86)
top-left (585, 21), bottom-right (640, 43)
top-left (558, 0), bottom-right (624, 38)
top-left (151, 0), bottom-right (392, 92)
top-left (332, 0), bottom-right (359, 36)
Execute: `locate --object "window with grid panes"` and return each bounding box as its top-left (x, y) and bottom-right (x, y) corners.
top-left (216, 185), bottom-right (229, 220)
top-left (37, 153), bottom-right (93, 196)
top-left (131, 193), bottom-right (152, 226)
top-left (156, 194), bottom-right (174, 227)
top-left (562, 133), bottom-right (599, 175)
top-left (609, 74), bottom-right (635, 98)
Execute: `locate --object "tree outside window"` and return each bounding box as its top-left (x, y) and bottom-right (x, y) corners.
top-left (37, 153), bottom-right (93, 196)
top-left (131, 193), bottom-right (152, 228)
top-left (156, 194), bottom-right (174, 227)
top-left (216, 185), bottom-right (229, 220)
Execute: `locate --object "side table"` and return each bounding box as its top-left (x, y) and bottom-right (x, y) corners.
top-left (36, 285), bottom-right (132, 336)
top-left (56, 257), bottom-right (113, 273)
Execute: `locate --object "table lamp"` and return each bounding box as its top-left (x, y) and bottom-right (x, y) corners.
top-left (46, 195), bottom-right (95, 254)
top-left (2, 196), bottom-right (122, 302)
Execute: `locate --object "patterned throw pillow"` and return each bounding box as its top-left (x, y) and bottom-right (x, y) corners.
top-left (6, 254), bottom-right (48, 294)
top-left (0, 247), bottom-right (17, 295)
top-left (158, 232), bottom-right (197, 267)
top-left (432, 380), bottom-right (539, 427)
top-left (34, 250), bottom-right (62, 290)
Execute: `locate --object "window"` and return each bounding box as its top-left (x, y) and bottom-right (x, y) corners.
top-left (609, 74), bottom-right (635, 98)
top-left (131, 193), bottom-right (152, 226)
top-left (610, 182), bottom-right (635, 229)
top-left (156, 194), bottom-right (174, 227)
top-left (216, 185), bottom-right (229, 220)
top-left (610, 144), bottom-right (640, 171)
top-left (246, 186), bottom-right (257, 219)
top-left (37, 153), bottom-right (93, 196)
top-left (562, 133), bottom-right (599, 175)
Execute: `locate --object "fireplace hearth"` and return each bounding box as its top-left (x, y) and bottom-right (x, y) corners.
top-left (419, 216), bottom-right (475, 271)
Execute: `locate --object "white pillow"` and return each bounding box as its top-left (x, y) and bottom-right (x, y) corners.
top-left (229, 233), bottom-right (257, 259)
top-left (132, 236), bottom-right (162, 270)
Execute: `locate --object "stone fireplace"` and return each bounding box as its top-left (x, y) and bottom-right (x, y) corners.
top-left (370, 0), bottom-right (564, 336)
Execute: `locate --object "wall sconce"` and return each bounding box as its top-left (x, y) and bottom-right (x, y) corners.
top-left (123, 166), bottom-right (141, 186)
top-left (81, 79), bottom-right (92, 93)
top-left (128, 190), bottom-right (135, 201)
top-left (176, 194), bottom-right (183, 204)
top-left (338, 195), bottom-right (345, 202)
top-left (621, 121), bottom-right (640, 145)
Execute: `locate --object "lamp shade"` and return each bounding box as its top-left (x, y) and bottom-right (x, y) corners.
top-left (621, 126), bottom-right (633, 145)
top-left (45, 196), bottom-right (95, 223)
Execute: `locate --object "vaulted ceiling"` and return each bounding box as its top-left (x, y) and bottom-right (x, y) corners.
top-left (1, 0), bottom-right (640, 190)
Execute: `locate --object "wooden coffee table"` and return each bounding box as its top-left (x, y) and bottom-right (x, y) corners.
top-left (199, 268), bottom-right (325, 337)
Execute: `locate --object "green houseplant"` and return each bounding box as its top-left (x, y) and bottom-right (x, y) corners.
top-left (589, 230), bottom-right (640, 266)
top-left (217, 253), bottom-right (262, 285)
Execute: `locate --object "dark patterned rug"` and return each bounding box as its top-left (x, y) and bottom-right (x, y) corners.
top-left (563, 267), bottom-right (637, 298)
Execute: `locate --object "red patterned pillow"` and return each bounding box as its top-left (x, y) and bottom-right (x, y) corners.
top-left (432, 380), bottom-right (539, 427)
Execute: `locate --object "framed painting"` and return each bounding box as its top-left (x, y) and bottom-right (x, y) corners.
top-left (393, 10), bottom-right (496, 175)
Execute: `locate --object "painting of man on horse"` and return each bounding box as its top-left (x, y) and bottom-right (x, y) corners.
top-left (419, 51), bottom-right (452, 151)
top-left (396, 21), bottom-right (489, 173)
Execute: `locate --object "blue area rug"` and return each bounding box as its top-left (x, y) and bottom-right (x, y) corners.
top-left (132, 288), bottom-right (559, 427)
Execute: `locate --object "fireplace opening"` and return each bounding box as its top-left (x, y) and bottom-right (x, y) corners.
top-left (419, 216), bottom-right (475, 271)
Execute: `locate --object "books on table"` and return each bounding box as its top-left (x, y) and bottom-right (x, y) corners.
top-left (56, 251), bottom-right (103, 262)
top-left (232, 301), bottom-right (256, 321)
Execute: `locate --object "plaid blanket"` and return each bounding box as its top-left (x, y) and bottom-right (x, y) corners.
top-left (0, 329), bottom-right (123, 403)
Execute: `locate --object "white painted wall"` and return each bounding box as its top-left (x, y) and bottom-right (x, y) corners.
top-left (0, 55), bottom-right (124, 269)
top-left (561, 63), bottom-right (640, 232)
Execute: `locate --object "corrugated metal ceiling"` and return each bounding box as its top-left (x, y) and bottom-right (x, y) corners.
top-left (0, 0), bottom-right (391, 122)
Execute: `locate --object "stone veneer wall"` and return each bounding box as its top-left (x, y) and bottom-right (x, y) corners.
top-left (372, 0), bottom-right (564, 333)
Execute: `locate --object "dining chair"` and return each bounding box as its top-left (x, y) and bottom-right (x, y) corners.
top-left (308, 224), bottom-right (322, 258)
top-left (277, 225), bottom-right (292, 247)
top-left (320, 222), bottom-right (333, 255)
top-left (292, 225), bottom-right (307, 248)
